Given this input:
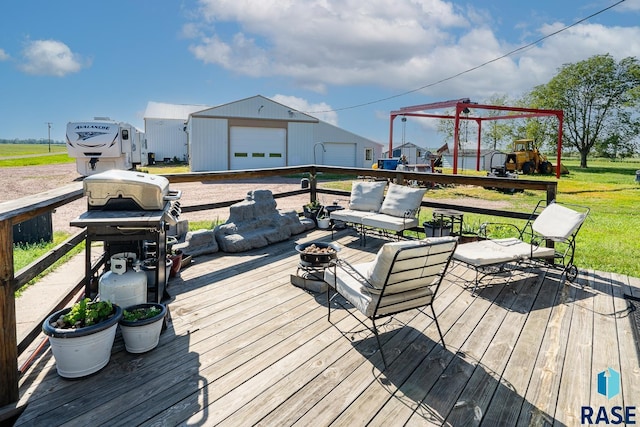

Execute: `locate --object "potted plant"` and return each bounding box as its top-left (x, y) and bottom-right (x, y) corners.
top-left (423, 218), bottom-right (452, 237)
top-left (316, 209), bottom-right (331, 229)
top-left (303, 200), bottom-right (323, 225)
top-left (119, 303), bottom-right (167, 353)
top-left (42, 298), bottom-right (123, 378)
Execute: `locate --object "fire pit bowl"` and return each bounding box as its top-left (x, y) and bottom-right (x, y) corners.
top-left (295, 242), bottom-right (341, 265)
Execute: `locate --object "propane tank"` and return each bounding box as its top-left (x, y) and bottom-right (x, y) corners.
top-left (99, 253), bottom-right (147, 307)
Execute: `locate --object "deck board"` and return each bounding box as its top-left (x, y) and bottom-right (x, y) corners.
top-left (13, 229), bottom-right (640, 426)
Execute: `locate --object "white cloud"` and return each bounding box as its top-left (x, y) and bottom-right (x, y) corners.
top-left (271, 94), bottom-right (338, 125)
top-left (19, 39), bottom-right (87, 77)
top-left (185, 0), bottom-right (640, 100)
top-left (0, 48), bottom-right (9, 61)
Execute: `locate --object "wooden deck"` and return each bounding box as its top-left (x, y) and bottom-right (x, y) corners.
top-left (13, 228), bottom-right (640, 426)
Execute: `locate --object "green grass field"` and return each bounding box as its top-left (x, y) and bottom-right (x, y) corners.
top-left (0, 143), bottom-right (73, 167)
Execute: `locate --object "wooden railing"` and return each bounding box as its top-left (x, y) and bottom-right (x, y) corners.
top-left (0, 165), bottom-right (557, 407)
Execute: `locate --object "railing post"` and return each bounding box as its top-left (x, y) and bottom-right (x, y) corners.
top-left (546, 183), bottom-right (557, 204)
top-left (309, 167), bottom-right (317, 204)
top-left (0, 219), bottom-right (18, 406)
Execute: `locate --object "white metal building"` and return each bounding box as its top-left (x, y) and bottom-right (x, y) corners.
top-left (144, 101), bottom-right (210, 163)
top-left (186, 95), bottom-right (383, 172)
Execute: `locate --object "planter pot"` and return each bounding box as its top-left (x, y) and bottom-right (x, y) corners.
top-left (423, 222), bottom-right (452, 238)
top-left (119, 303), bottom-right (167, 353)
top-left (42, 304), bottom-right (123, 378)
top-left (168, 250), bottom-right (183, 278)
top-left (317, 218), bottom-right (331, 229)
top-left (303, 206), bottom-right (321, 225)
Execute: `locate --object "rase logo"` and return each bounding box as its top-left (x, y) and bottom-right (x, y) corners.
top-left (598, 367), bottom-right (620, 399)
top-left (581, 367), bottom-right (636, 425)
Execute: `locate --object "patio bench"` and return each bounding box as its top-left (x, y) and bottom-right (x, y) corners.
top-left (329, 181), bottom-right (426, 244)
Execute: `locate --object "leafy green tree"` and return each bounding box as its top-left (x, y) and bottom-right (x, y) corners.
top-left (528, 54), bottom-right (640, 168)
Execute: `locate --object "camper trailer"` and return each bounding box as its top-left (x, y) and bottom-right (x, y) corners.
top-left (66, 118), bottom-right (147, 176)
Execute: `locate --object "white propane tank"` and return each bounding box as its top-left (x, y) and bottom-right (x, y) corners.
top-left (99, 253), bottom-right (147, 307)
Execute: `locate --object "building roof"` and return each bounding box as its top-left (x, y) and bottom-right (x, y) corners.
top-left (144, 101), bottom-right (211, 120)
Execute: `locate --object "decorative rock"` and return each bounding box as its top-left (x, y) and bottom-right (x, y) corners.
top-left (214, 190), bottom-right (315, 253)
top-left (173, 229), bottom-right (219, 257)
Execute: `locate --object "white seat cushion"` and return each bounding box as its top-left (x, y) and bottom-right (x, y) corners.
top-left (330, 209), bottom-right (376, 224)
top-left (454, 237), bottom-right (556, 267)
top-left (361, 214), bottom-right (419, 232)
top-left (378, 183), bottom-right (426, 218)
top-left (324, 262), bottom-right (434, 317)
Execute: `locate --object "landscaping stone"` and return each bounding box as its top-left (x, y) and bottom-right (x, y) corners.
top-left (214, 189), bottom-right (315, 253)
top-left (173, 229), bottom-right (219, 256)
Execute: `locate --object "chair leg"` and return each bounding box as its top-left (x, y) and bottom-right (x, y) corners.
top-left (327, 286), bottom-right (332, 322)
top-left (371, 319), bottom-right (387, 370)
top-left (430, 305), bottom-right (446, 350)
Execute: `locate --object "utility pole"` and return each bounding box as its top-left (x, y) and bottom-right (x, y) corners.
top-left (46, 122), bottom-right (52, 152)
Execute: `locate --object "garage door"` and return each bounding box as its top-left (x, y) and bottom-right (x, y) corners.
top-left (230, 127), bottom-right (286, 170)
top-left (323, 142), bottom-right (356, 167)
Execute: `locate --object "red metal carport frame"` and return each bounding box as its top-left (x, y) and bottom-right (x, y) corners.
top-left (389, 98), bottom-right (564, 178)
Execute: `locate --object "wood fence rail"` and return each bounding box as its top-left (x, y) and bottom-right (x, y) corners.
top-left (0, 165), bottom-right (556, 408)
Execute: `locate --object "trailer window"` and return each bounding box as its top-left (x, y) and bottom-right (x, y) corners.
top-left (121, 130), bottom-right (129, 140)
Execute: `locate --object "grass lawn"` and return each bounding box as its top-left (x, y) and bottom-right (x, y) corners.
top-left (0, 143), bottom-right (73, 167)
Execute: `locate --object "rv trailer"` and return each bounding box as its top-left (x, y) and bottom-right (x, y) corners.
top-left (66, 118), bottom-right (147, 176)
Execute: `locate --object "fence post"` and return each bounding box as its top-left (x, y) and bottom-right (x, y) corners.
top-left (309, 167), bottom-right (317, 204)
top-left (0, 219), bottom-right (18, 406)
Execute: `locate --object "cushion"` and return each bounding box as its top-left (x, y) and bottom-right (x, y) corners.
top-left (330, 209), bottom-right (376, 224)
top-left (361, 214), bottom-right (418, 232)
top-left (365, 240), bottom-right (430, 289)
top-left (348, 181), bottom-right (387, 212)
top-left (453, 237), bottom-right (556, 267)
top-left (378, 183), bottom-right (426, 218)
top-left (532, 203), bottom-right (586, 241)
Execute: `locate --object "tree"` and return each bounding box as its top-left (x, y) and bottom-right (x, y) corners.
top-left (528, 54), bottom-right (640, 168)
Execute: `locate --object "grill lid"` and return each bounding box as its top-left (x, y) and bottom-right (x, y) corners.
top-left (84, 169), bottom-right (180, 210)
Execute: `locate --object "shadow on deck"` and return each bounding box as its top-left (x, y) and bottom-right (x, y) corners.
top-left (13, 228), bottom-right (640, 426)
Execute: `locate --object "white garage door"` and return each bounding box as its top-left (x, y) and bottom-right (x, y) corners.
top-left (323, 142), bottom-right (356, 167)
top-left (230, 127), bottom-right (286, 170)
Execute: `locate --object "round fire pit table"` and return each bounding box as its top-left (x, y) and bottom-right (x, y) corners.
top-left (292, 241), bottom-right (341, 293)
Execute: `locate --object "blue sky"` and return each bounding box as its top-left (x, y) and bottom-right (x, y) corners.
top-left (1, 0), bottom-right (639, 148)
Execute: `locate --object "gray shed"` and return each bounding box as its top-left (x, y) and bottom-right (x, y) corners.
top-left (186, 95), bottom-right (383, 172)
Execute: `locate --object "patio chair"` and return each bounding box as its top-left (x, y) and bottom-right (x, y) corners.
top-left (324, 237), bottom-right (458, 369)
top-left (453, 200), bottom-right (590, 293)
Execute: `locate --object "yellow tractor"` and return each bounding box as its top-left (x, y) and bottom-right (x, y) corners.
top-left (505, 139), bottom-right (555, 175)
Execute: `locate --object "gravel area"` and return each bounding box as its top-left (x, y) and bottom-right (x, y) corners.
top-left (1, 163), bottom-right (509, 235)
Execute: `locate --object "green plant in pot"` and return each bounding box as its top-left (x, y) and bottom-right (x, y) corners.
top-left (119, 303), bottom-right (167, 353)
top-left (303, 200), bottom-right (323, 224)
top-left (42, 298), bottom-right (123, 378)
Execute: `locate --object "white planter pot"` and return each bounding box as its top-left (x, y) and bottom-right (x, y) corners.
top-left (317, 218), bottom-right (331, 229)
top-left (120, 303), bottom-right (167, 353)
top-left (42, 305), bottom-right (123, 378)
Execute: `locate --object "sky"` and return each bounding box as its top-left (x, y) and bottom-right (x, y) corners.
top-left (1, 0), bottom-right (640, 149)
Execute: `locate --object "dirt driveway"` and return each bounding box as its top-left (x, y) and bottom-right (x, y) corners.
top-left (0, 163), bottom-right (317, 234)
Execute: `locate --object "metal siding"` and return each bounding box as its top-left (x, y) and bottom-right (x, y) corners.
top-left (287, 122), bottom-right (315, 165)
top-left (189, 118), bottom-right (228, 172)
top-left (145, 118), bottom-right (189, 161)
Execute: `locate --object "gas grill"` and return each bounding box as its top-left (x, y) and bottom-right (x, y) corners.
top-left (71, 170), bottom-right (182, 303)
